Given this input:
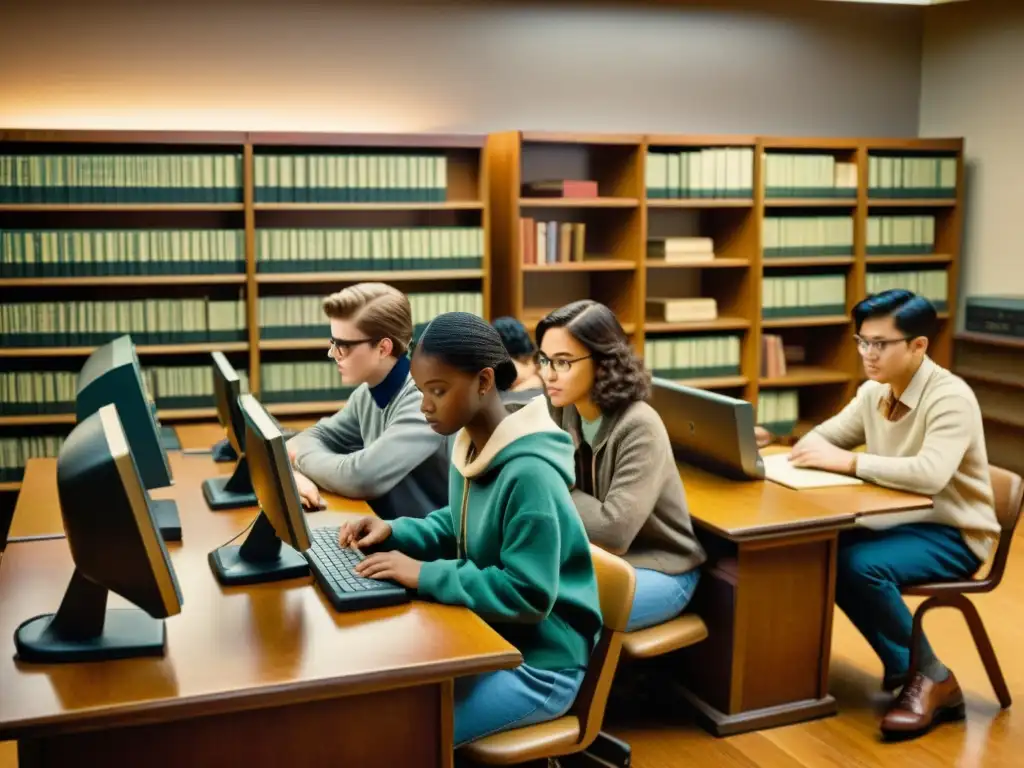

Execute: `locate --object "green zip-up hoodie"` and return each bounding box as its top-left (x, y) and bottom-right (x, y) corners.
top-left (388, 395), bottom-right (603, 673)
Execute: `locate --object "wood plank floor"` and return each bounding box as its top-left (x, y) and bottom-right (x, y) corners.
top-left (2, 532), bottom-right (1021, 768)
top-left (606, 530), bottom-right (1024, 768)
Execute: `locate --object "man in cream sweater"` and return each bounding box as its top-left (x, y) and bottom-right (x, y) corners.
top-left (789, 289), bottom-right (999, 740)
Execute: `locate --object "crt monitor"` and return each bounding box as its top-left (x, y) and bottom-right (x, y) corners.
top-left (209, 394), bottom-right (311, 586)
top-left (650, 377), bottom-right (765, 481)
top-left (201, 352), bottom-right (258, 510)
top-left (76, 335), bottom-right (181, 542)
top-left (14, 403), bottom-right (184, 663)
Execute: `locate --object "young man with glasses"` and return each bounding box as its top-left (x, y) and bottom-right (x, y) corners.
top-left (285, 283), bottom-right (449, 519)
top-left (789, 289), bottom-right (999, 739)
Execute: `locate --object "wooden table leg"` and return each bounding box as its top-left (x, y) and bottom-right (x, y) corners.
top-left (673, 529), bottom-right (840, 736)
top-left (19, 681), bottom-right (453, 767)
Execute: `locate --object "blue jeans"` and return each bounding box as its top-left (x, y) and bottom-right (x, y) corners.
top-left (454, 664), bottom-right (586, 748)
top-left (626, 567), bottom-right (701, 632)
top-left (835, 524), bottom-right (982, 679)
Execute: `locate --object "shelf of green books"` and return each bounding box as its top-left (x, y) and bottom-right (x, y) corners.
top-left (760, 366), bottom-right (851, 388)
top-left (864, 254), bottom-right (952, 265)
top-left (645, 318), bottom-right (751, 333)
top-left (761, 315), bottom-right (851, 329)
top-left (761, 256), bottom-right (855, 268)
top-left (256, 268), bottom-right (484, 284)
top-left (0, 341), bottom-right (249, 358)
top-left (0, 274), bottom-right (246, 287)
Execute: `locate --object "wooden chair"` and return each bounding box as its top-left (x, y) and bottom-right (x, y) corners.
top-left (459, 545), bottom-right (636, 767)
top-left (904, 465), bottom-right (1024, 708)
top-left (621, 613), bottom-right (708, 660)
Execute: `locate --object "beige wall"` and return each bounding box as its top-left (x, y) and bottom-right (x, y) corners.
top-left (920, 0), bottom-right (1024, 323)
top-left (0, 0), bottom-right (925, 136)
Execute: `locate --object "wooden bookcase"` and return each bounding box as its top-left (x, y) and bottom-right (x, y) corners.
top-left (487, 132), bottom-right (964, 437)
top-left (0, 129), bottom-right (490, 493)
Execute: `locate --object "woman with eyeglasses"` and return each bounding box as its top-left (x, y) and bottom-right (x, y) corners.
top-left (536, 300), bottom-right (706, 631)
top-left (285, 283), bottom-right (449, 518)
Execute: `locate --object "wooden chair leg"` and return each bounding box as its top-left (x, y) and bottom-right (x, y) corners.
top-left (953, 595), bottom-right (1012, 709)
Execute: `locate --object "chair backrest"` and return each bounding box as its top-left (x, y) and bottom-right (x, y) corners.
top-left (984, 465), bottom-right (1024, 588)
top-left (570, 545), bottom-right (636, 748)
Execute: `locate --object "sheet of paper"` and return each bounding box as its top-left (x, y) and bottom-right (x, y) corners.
top-left (762, 452), bottom-right (865, 490)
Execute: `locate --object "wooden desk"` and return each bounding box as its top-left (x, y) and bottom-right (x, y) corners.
top-left (672, 449), bottom-right (932, 736)
top-left (0, 453), bottom-right (519, 768)
top-left (174, 419), bottom-right (319, 452)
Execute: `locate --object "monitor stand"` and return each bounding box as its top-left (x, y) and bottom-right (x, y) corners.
top-left (202, 456), bottom-right (258, 511)
top-left (150, 499), bottom-right (182, 542)
top-left (14, 569), bottom-right (165, 663)
top-left (209, 512), bottom-right (309, 586)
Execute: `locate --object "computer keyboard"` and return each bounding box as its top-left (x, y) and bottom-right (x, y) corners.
top-left (305, 527), bottom-right (410, 612)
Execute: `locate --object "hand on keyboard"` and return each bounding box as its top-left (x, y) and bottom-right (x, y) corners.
top-left (337, 516), bottom-right (392, 549)
top-left (354, 551), bottom-right (423, 590)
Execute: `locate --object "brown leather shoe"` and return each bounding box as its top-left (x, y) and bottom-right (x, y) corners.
top-left (881, 671), bottom-right (966, 739)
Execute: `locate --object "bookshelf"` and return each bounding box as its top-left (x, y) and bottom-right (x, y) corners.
top-left (0, 129), bottom-right (491, 492)
top-left (486, 132), bottom-right (964, 437)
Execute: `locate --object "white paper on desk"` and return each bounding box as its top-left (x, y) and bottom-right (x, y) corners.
top-left (762, 452), bottom-right (865, 490)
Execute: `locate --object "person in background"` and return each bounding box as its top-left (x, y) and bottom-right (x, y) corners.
top-left (336, 311), bottom-right (602, 749)
top-left (789, 289), bottom-right (999, 739)
top-left (286, 283), bottom-right (449, 519)
top-left (537, 300), bottom-right (706, 632)
top-left (492, 316), bottom-right (545, 393)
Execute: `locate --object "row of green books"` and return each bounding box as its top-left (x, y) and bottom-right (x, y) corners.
top-left (254, 154), bottom-right (448, 203)
top-left (758, 389), bottom-right (799, 436)
top-left (0, 298), bottom-right (247, 347)
top-left (143, 366), bottom-right (252, 411)
top-left (0, 154), bottom-right (243, 203)
top-left (259, 292), bottom-right (485, 340)
top-left (256, 227), bottom-right (484, 272)
top-left (763, 275), bottom-right (847, 318)
top-left (645, 148), bottom-right (754, 199)
top-left (0, 436), bottom-right (65, 482)
top-left (643, 335), bottom-right (742, 380)
top-left (763, 216), bottom-right (854, 257)
top-left (867, 216), bottom-right (936, 254)
top-left (0, 229), bottom-right (246, 277)
top-left (260, 362), bottom-right (352, 404)
top-left (763, 153), bottom-right (858, 198)
top-left (866, 270), bottom-right (948, 311)
top-left (868, 155), bottom-right (956, 197)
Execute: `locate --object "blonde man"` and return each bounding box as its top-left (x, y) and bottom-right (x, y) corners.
top-left (287, 283), bottom-right (449, 518)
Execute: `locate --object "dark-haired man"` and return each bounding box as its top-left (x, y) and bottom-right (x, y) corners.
top-left (789, 289), bottom-right (999, 739)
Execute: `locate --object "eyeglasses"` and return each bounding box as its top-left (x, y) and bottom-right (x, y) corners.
top-left (537, 354), bottom-right (592, 373)
top-left (854, 335), bottom-right (912, 356)
top-left (327, 336), bottom-right (377, 358)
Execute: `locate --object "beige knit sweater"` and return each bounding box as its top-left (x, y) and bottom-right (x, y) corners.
top-left (811, 356), bottom-right (1000, 560)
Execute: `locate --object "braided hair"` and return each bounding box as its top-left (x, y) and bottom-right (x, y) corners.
top-left (492, 316), bottom-right (536, 361)
top-left (536, 300), bottom-right (651, 412)
top-left (416, 312), bottom-right (518, 391)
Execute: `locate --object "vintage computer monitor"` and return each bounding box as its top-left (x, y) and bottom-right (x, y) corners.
top-left (76, 335), bottom-right (181, 541)
top-left (210, 395), bottom-right (410, 611)
top-left (208, 394), bottom-right (311, 586)
top-left (202, 352), bottom-right (258, 510)
top-left (14, 404), bottom-right (184, 663)
top-left (650, 377), bottom-right (765, 481)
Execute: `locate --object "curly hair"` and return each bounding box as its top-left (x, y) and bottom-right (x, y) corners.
top-left (492, 316), bottom-right (536, 361)
top-left (417, 312), bottom-right (518, 391)
top-left (536, 300), bottom-right (650, 413)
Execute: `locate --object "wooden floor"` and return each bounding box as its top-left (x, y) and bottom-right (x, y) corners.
top-left (2, 532), bottom-right (1021, 767)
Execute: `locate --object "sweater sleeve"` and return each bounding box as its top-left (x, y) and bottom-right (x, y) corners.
top-left (388, 506), bottom-right (458, 561)
top-left (808, 383), bottom-right (870, 450)
top-left (293, 389), bottom-right (445, 499)
top-left (417, 483), bottom-right (561, 624)
top-left (289, 397), bottom-right (364, 458)
top-left (855, 394), bottom-right (974, 496)
top-left (571, 420), bottom-right (662, 556)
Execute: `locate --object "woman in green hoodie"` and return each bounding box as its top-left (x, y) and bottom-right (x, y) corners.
top-left (336, 311), bottom-right (603, 748)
